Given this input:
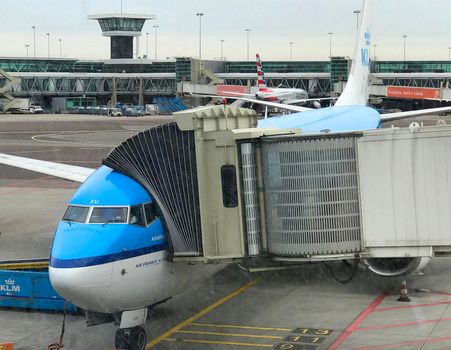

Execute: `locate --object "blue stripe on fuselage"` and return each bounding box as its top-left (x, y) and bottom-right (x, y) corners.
top-left (50, 243), bottom-right (167, 268)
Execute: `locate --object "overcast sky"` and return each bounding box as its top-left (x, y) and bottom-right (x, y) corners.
top-left (1, 0), bottom-right (451, 61)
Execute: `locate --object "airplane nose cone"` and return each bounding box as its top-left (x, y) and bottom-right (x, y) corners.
top-left (49, 264), bottom-right (113, 312)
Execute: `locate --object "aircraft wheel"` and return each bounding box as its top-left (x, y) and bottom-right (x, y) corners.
top-left (115, 328), bottom-right (130, 349)
top-left (130, 326), bottom-right (147, 350)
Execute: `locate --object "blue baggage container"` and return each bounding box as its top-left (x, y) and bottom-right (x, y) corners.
top-left (0, 270), bottom-right (77, 313)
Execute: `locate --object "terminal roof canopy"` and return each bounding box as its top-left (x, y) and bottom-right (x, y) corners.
top-left (88, 14), bottom-right (156, 37)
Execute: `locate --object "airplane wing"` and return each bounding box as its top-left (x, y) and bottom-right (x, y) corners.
top-left (215, 90), bottom-right (255, 98)
top-left (189, 92), bottom-right (314, 112)
top-left (281, 97), bottom-right (337, 105)
top-left (229, 97), bottom-right (314, 112)
top-left (380, 106), bottom-right (451, 122)
top-left (0, 153), bottom-right (95, 183)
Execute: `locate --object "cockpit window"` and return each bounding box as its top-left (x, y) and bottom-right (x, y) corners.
top-left (89, 207), bottom-right (127, 224)
top-left (144, 203), bottom-right (158, 225)
top-left (130, 205), bottom-right (145, 227)
top-left (62, 206), bottom-right (89, 223)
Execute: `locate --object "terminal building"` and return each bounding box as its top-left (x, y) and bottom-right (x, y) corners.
top-left (2, 56), bottom-right (451, 112)
top-left (2, 10), bottom-right (451, 115)
top-left (1, 8), bottom-right (451, 113)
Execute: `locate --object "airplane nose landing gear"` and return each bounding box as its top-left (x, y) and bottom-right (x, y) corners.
top-left (115, 326), bottom-right (147, 350)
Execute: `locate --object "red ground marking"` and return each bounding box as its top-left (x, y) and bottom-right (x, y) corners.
top-left (355, 317), bottom-right (451, 331)
top-left (374, 301), bottom-right (451, 312)
top-left (328, 293), bottom-right (386, 350)
top-left (348, 335), bottom-right (451, 350)
top-left (431, 291), bottom-right (451, 297)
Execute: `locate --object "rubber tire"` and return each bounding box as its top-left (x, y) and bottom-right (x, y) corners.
top-left (130, 326), bottom-right (147, 350)
top-left (115, 328), bottom-right (130, 350)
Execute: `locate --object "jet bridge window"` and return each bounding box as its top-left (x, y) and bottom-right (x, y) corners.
top-left (130, 205), bottom-right (145, 227)
top-left (221, 165), bottom-right (238, 208)
top-left (89, 207), bottom-right (128, 224)
top-left (62, 205), bottom-right (89, 223)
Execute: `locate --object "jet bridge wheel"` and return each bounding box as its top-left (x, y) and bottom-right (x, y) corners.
top-left (115, 326), bottom-right (147, 350)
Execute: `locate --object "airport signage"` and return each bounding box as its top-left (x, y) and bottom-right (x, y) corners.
top-left (387, 86), bottom-right (440, 100)
top-left (217, 85), bottom-right (248, 97)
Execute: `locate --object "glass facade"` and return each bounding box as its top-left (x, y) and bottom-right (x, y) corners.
top-left (0, 59), bottom-right (175, 74)
top-left (3, 57), bottom-right (451, 78)
top-left (98, 18), bottom-right (145, 33)
top-left (224, 61), bottom-right (330, 73)
top-left (175, 58), bottom-right (191, 82)
top-left (330, 57), bottom-right (350, 84)
top-left (373, 61), bottom-right (451, 73)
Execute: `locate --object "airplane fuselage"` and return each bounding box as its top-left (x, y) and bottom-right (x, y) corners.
top-left (255, 88), bottom-right (308, 102)
top-left (48, 166), bottom-right (197, 313)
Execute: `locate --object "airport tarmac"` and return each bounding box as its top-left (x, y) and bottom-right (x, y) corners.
top-left (2, 114), bottom-right (451, 350)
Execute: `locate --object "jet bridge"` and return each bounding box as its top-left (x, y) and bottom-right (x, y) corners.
top-left (104, 106), bottom-right (451, 265)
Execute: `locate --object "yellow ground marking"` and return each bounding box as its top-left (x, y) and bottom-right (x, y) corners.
top-left (0, 261), bottom-right (48, 270)
top-left (164, 337), bottom-right (273, 348)
top-left (176, 330), bottom-right (283, 339)
top-left (145, 278), bottom-right (259, 349)
top-left (189, 322), bottom-right (291, 332)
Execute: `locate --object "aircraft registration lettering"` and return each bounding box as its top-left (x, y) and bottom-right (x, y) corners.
top-left (361, 48), bottom-right (369, 67)
top-left (89, 199), bottom-right (99, 205)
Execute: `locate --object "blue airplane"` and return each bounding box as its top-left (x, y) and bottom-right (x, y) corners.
top-left (0, 1), bottom-right (449, 349)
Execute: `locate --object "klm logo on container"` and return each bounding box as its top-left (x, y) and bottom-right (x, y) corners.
top-left (0, 278), bottom-right (20, 293)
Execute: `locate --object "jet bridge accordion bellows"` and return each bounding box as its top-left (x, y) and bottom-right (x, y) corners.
top-left (261, 135), bottom-right (362, 256)
top-left (103, 122), bottom-right (202, 256)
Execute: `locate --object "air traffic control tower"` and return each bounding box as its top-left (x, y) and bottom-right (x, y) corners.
top-left (88, 13), bottom-right (155, 59)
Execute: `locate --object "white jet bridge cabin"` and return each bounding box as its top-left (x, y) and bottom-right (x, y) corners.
top-left (103, 106), bottom-right (451, 276)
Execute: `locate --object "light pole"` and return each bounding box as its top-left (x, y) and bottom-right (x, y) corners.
top-left (25, 45), bottom-right (30, 58)
top-left (220, 39), bottom-right (225, 61)
top-left (373, 44), bottom-right (377, 60)
top-left (32, 26), bottom-right (36, 58)
top-left (289, 41), bottom-right (294, 61)
top-left (448, 47), bottom-right (451, 61)
top-left (353, 10), bottom-right (361, 32)
top-left (245, 28), bottom-right (251, 61)
top-left (146, 32), bottom-right (149, 58)
top-left (328, 32), bottom-right (333, 58)
top-left (46, 32), bottom-right (50, 58)
top-left (58, 38), bottom-right (62, 58)
top-left (153, 25), bottom-right (159, 60)
top-left (120, 0), bottom-right (123, 13)
top-left (402, 34), bottom-right (407, 61)
top-left (196, 12), bottom-right (204, 64)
